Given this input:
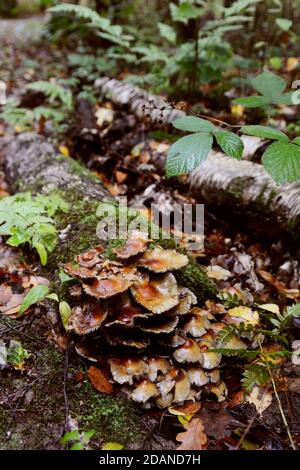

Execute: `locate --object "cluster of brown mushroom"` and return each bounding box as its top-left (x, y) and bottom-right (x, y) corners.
top-left (63, 230), bottom-right (227, 408)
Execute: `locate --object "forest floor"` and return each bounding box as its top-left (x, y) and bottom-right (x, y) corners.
top-left (0, 16), bottom-right (299, 451)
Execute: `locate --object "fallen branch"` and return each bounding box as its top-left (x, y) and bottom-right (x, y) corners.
top-left (96, 78), bottom-right (300, 243)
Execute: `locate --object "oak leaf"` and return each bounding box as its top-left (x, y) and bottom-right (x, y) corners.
top-left (176, 417), bottom-right (207, 450)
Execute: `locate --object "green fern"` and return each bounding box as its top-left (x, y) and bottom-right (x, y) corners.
top-left (269, 303), bottom-right (300, 332)
top-left (0, 192), bottom-right (69, 265)
top-left (0, 101), bottom-right (33, 129)
top-left (49, 3), bottom-right (132, 47)
top-left (241, 364), bottom-right (269, 392)
top-left (210, 347), bottom-right (259, 360)
top-left (26, 81), bottom-right (73, 111)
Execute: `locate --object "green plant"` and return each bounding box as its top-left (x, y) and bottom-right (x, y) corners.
top-left (0, 192), bottom-right (69, 265)
top-left (166, 115), bottom-right (244, 177)
top-left (48, 3), bottom-right (132, 47)
top-left (60, 429), bottom-right (95, 450)
top-left (233, 69), bottom-right (293, 110)
top-left (27, 80), bottom-right (73, 111)
top-left (166, 69), bottom-right (300, 184)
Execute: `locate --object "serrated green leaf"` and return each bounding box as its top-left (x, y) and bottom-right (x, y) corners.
top-left (262, 142), bottom-right (300, 184)
top-left (241, 125), bottom-right (289, 142)
top-left (166, 133), bottom-right (213, 177)
top-left (292, 137), bottom-right (300, 146)
top-left (233, 96), bottom-right (268, 108)
top-left (276, 18), bottom-right (292, 31)
top-left (214, 130), bottom-right (244, 159)
top-left (172, 116), bottom-right (215, 133)
top-left (59, 301), bottom-right (72, 329)
top-left (19, 285), bottom-right (49, 316)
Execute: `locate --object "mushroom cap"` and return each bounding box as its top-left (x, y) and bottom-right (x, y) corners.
top-left (173, 339), bottom-right (203, 364)
top-left (131, 379), bottom-right (159, 403)
top-left (156, 393), bottom-right (174, 409)
top-left (183, 314), bottom-right (211, 338)
top-left (83, 276), bottom-right (132, 299)
top-left (109, 357), bottom-right (148, 385)
top-left (148, 357), bottom-right (171, 382)
top-left (201, 351), bottom-right (222, 370)
top-left (64, 263), bottom-right (97, 279)
top-left (112, 231), bottom-right (149, 259)
top-left (170, 287), bottom-right (197, 315)
top-left (136, 315), bottom-right (179, 334)
top-left (130, 272), bottom-right (179, 314)
top-left (66, 301), bottom-right (108, 335)
top-left (207, 369), bottom-right (220, 384)
top-left (138, 246), bottom-right (189, 273)
top-left (105, 328), bottom-right (150, 349)
top-left (174, 369), bottom-right (191, 403)
top-left (76, 245), bottom-right (104, 267)
top-left (105, 293), bottom-right (145, 327)
top-left (187, 367), bottom-right (209, 387)
top-left (156, 378), bottom-right (176, 396)
top-left (209, 380), bottom-right (228, 402)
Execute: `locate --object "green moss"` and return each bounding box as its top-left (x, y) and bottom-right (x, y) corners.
top-left (55, 155), bottom-right (98, 180)
top-left (175, 258), bottom-right (217, 304)
top-left (75, 382), bottom-right (142, 445)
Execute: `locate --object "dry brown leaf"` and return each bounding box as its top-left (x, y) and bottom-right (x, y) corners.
top-left (88, 366), bottom-right (114, 394)
top-left (169, 401), bottom-right (201, 416)
top-left (176, 417), bottom-right (208, 450)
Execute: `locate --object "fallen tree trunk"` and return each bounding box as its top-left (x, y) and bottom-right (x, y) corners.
top-left (96, 78), bottom-right (300, 244)
top-left (0, 131), bottom-right (215, 300)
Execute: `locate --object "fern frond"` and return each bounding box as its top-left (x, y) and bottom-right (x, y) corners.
top-left (49, 3), bottom-right (110, 29)
top-left (210, 348), bottom-right (259, 360)
top-left (49, 3), bottom-right (131, 47)
top-left (241, 363), bottom-right (268, 392)
top-left (26, 81), bottom-right (73, 111)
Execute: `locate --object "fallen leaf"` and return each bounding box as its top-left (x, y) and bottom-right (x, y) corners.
top-left (258, 270), bottom-right (299, 299)
top-left (88, 366), bottom-right (114, 394)
top-left (227, 306), bottom-right (259, 325)
top-left (231, 104), bottom-right (244, 118)
top-left (258, 303), bottom-right (280, 315)
top-left (176, 417), bottom-right (207, 450)
top-left (198, 402), bottom-right (241, 440)
top-left (102, 442), bottom-right (124, 450)
top-left (115, 170), bottom-right (127, 184)
top-left (286, 57), bottom-right (299, 72)
top-left (59, 146), bottom-right (70, 157)
top-left (246, 386), bottom-right (272, 416)
top-left (207, 265), bottom-right (232, 281)
top-left (169, 401), bottom-right (201, 417)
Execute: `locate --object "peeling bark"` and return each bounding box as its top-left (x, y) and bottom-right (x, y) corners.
top-left (0, 132), bottom-right (109, 199)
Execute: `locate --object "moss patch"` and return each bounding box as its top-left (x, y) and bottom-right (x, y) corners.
top-left (175, 258), bottom-right (217, 304)
top-left (0, 316), bottom-right (144, 450)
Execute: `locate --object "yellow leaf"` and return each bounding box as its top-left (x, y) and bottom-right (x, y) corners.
top-left (258, 303), bottom-right (280, 314)
top-left (231, 104), bottom-right (244, 118)
top-left (15, 125), bottom-right (24, 133)
top-left (228, 306), bottom-right (259, 325)
top-left (102, 442), bottom-right (124, 450)
top-left (286, 57), bottom-right (299, 72)
top-left (246, 386), bottom-right (272, 416)
top-left (59, 146), bottom-right (70, 157)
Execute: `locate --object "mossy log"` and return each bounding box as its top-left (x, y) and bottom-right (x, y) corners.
top-left (0, 131), bottom-right (215, 300)
top-left (96, 77), bottom-right (300, 244)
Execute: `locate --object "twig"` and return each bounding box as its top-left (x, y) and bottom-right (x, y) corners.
top-left (1, 318), bottom-right (45, 345)
top-left (63, 349), bottom-right (70, 432)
